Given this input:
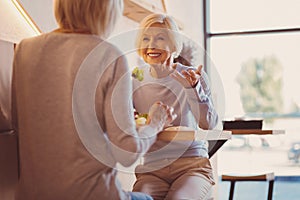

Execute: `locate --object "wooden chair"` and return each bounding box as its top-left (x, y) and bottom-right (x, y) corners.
top-left (221, 172), bottom-right (275, 200)
top-left (0, 130), bottom-right (19, 200)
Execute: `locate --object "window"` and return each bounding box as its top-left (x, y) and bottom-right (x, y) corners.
top-left (205, 0), bottom-right (300, 176)
top-left (210, 0), bottom-right (300, 33)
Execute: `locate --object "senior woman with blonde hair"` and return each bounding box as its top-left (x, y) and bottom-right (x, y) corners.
top-left (131, 13), bottom-right (218, 200)
top-left (12, 0), bottom-right (176, 199)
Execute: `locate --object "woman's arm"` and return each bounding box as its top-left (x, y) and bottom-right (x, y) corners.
top-left (170, 65), bottom-right (218, 129)
top-left (184, 70), bottom-right (218, 129)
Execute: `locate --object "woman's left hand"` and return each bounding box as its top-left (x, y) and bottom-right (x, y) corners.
top-left (170, 65), bottom-right (203, 88)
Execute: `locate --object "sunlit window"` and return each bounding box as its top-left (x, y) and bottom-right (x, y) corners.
top-left (211, 33), bottom-right (300, 119)
top-left (206, 0), bottom-right (300, 177)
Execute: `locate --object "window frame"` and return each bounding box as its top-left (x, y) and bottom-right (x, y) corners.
top-left (203, 0), bottom-right (300, 119)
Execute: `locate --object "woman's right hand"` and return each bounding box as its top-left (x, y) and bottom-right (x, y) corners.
top-left (147, 101), bottom-right (177, 132)
top-left (170, 65), bottom-right (203, 88)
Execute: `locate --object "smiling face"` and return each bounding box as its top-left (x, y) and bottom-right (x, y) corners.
top-left (139, 23), bottom-right (174, 65)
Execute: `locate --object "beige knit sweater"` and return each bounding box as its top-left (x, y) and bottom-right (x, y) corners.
top-left (12, 32), bottom-right (157, 200)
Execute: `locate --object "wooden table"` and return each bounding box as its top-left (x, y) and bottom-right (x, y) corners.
top-left (158, 128), bottom-right (232, 158)
top-left (230, 129), bottom-right (285, 135)
top-left (210, 129), bottom-right (285, 157)
top-left (158, 129), bottom-right (232, 141)
top-left (157, 128), bottom-right (285, 158)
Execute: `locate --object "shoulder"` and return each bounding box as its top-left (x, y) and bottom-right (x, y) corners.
top-left (98, 39), bottom-right (123, 55)
top-left (80, 37), bottom-right (127, 70)
top-left (14, 34), bottom-right (48, 62)
top-left (15, 34), bottom-right (44, 52)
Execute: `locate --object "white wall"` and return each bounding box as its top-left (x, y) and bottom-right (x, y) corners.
top-left (0, 1), bottom-right (39, 43)
top-left (18, 0), bottom-right (57, 33)
top-left (165, 0), bottom-right (204, 45)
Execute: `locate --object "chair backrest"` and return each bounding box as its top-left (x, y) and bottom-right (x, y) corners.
top-left (0, 130), bottom-right (18, 200)
top-left (0, 41), bottom-right (18, 200)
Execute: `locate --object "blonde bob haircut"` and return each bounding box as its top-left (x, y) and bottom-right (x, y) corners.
top-left (135, 13), bottom-right (183, 58)
top-left (54, 0), bottom-right (123, 37)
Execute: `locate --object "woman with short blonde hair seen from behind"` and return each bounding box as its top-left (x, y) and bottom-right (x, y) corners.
top-left (132, 13), bottom-right (218, 200)
top-left (12, 0), bottom-right (176, 199)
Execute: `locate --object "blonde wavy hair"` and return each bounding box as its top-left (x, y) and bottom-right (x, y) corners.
top-left (54, 0), bottom-right (123, 37)
top-left (135, 13), bottom-right (183, 58)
